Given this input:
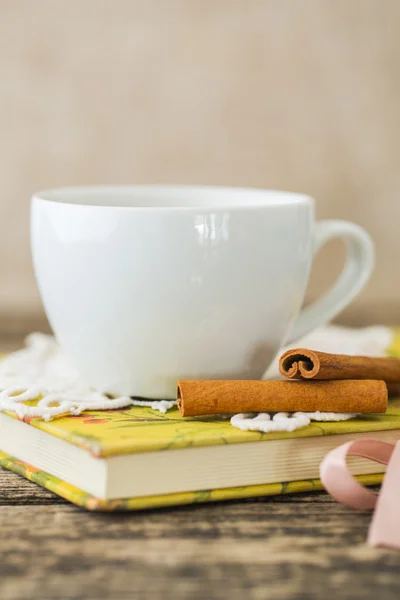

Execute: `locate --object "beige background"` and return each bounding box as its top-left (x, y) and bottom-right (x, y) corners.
top-left (1, 0), bottom-right (399, 330)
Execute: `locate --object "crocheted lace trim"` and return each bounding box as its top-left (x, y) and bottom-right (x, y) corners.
top-left (0, 334), bottom-right (174, 420)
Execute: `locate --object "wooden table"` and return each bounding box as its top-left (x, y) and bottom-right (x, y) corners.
top-left (1, 469), bottom-right (400, 600)
top-left (1, 327), bottom-right (400, 599)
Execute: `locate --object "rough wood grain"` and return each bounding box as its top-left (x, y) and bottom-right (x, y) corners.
top-left (0, 468), bottom-right (399, 600)
top-left (0, 469), bottom-right (67, 506)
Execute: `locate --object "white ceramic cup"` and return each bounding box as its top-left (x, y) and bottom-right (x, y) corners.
top-left (31, 185), bottom-right (374, 398)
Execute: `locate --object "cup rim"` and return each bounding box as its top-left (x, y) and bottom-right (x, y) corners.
top-left (32, 184), bottom-right (313, 210)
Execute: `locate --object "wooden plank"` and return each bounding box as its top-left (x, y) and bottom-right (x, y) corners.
top-left (0, 481), bottom-right (399, 599)
top-left (0, 469), bottom-right (67, 505)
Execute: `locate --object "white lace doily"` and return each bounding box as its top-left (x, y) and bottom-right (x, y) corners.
top-left (0, 325), bottom-right (392, 432)
top-left (0, 334), bottom-right (174, 420)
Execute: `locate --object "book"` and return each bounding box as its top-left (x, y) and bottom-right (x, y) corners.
top-left (1, 397), bottom-right (400, 510)
top-left (0, 333), bottom-right (399, 511)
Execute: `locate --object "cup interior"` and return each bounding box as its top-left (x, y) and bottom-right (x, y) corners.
top-left (34, 185), bottom-right (312, 209)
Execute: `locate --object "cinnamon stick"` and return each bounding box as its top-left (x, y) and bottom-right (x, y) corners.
top-left (279, 348), bottom-right (400, 383)
top-left (386, 382), bottom-right (400, 397)
top-left (177, 379), bottom-right (387, 417)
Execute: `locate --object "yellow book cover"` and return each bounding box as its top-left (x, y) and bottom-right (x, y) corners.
top-left (0, 331), bottom-right (399, 511)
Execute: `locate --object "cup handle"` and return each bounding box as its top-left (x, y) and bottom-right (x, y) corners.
top-left (285, 219), bottom-right (374, 344)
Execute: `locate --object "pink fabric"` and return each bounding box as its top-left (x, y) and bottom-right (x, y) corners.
top-left (320, 438), bottom-right (400, 549)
